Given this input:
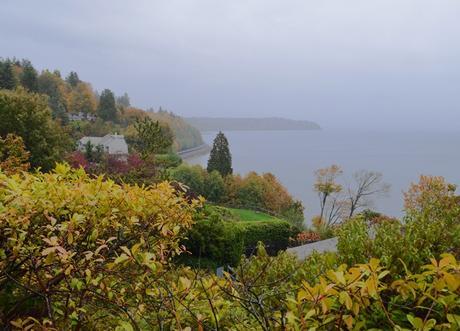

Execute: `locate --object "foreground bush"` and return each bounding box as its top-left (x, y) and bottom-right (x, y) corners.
top-left (0, 164), bottom-right (201, 329)
top-left (3, 170), bottom-right (460, 330)
top-left (337, 175), bottom-right (460, 273)
top-left (132, 249), bottom-right (460, 330)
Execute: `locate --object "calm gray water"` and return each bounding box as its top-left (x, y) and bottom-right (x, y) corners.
top-left (186, 130), bottom-right (460, 220)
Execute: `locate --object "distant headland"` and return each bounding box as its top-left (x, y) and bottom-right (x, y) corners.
top-left (185, 117), bottom-right (321, 131)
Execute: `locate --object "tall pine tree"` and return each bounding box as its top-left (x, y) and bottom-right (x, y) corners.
top-left (66, 71), bottom-right (80, 87)
top-left (97, 89), bottom-right (117, 121)
top-left (0, 59), bottom-right (17, 90)
top-left (207, 131), bottom-right (232, 176)
top-left (20, 60), bottom-right (38, 92)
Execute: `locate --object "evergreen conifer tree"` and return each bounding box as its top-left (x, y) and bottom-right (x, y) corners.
top-left (207, 131), bottom-right (232, 176)
top-left (66, 71), bottom-right (80, 87)
top-left (20, 60), bottom-right (38, 92)
top-left (97, 89), bottom-right (117, 121)
top-left (0, 60), bottom-right (17, 90)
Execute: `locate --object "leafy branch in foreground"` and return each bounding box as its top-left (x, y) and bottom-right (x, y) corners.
top-left (0, 164), bottom-right (201, 329)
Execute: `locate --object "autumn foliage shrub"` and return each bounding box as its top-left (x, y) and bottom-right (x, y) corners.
top-left (169, 164), bottom-right (305, 228)
top-left (337, 175), bottom-right (460, 273)
top-left (132, 248), bottom-right (460, 330)
top-left (3, 166), bottom-right (460, 330)
top-left (0, 134), bottom-right (30, 175)
top-left (0, 164), bottom-right (201, 329)
top-left (290, 231), bottom-right (321, 246)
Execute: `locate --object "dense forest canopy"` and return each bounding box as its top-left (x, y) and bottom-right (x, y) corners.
top-left (0, 57), bottom-right (203, 152)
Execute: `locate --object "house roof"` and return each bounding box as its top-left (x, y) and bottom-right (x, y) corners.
top-left (78, 134), bottom-right (128, 155)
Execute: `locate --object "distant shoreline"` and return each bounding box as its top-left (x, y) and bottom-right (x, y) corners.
top-left (185, 117), bottom-right (321, 132)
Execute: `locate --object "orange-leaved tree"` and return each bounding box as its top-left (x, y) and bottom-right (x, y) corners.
top-left (0, 133), bottom-right (30, 175)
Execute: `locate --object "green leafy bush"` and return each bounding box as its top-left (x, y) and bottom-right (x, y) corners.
top-left (169, 163), bottom-right (206, 195)
top-left (203, 170), bottom-right (225, 203)
top-left (337, 175), bottom-right (460, 273)
top-left (182, 207), bottom-right (298, 266)
top-left (240, 220), bottom-right (299, 256)
top-left (155, 153), bottom-right (182, 169)
top-left (0, 164), bottom-right (200, 329)
top-left (336, 217), bottom-right (371, 266)
top-left (182, 215), bottom-right (244, 267)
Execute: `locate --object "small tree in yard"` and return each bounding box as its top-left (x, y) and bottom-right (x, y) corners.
top-left (131, 117), bottom-right (174, 158)
top-left (207, 131), bottom-right (232, 176)
top-left (313, 165), bottom-right (390, 227)
top-left (0, 134), bottom-right (30, 175)
top-left (346, 170), bottom-right (390, 218)
top-left (314, 165), bottom-right (343, 223)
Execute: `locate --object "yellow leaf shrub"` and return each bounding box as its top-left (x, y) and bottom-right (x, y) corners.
top-left (0, 164), bottom-right (201, 329)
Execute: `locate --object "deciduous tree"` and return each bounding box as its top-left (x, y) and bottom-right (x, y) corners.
top-left (346, 170), bottom-right (390, 218)
top-left (313, 165), bottom-right (343, 222)
top-left (116, 92), bottom-right (131, 108)
top-left (68, 82), bottom-right (97, 115)
top-left (130, 117), bottom-right (174, 158)
top-left (38, 70), bottom-right (69, 123)
top-left (404, 175), bottom-right (457, 219)
top-left (0, 88), bottom-right (71, 170)
top-left (0, 133), bottom-right (30, 174)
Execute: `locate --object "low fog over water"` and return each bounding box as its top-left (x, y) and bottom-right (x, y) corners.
top-left (2, 0), bottom-right (460, 130)
top-left (187, 130), bottom-right (460, 221)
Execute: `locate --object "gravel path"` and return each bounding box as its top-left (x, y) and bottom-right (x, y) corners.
top-left (286, 237), bottom-right (338, 260)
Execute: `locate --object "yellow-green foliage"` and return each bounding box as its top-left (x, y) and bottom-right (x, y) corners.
top-left (3, 169), bottom-right (460, 330)
top-left (0, 133), bottom-right (30, 175)
top-left (0, 164), bottom-right (201, 329)
top-left (289, 254), bottom-right (460, 330)
top-left (145, 252), bottom-right (460, 330)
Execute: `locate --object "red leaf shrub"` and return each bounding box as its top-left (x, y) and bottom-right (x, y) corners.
top-left (67, 151), bottom-right (88, 170)
top-left (289, 231), bottom-right (321, 246)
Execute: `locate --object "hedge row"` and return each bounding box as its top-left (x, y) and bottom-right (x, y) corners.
top-left (182, 216), bottom-right (299, 267)
top-left (238, 221), bottom-right (298, 256)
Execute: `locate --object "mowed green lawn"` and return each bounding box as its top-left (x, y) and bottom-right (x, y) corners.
top-left (227, 207), bottom-right (282, 222)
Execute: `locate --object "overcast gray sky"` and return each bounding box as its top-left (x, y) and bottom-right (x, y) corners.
top-left (1, 0), bottom-right (459, 129)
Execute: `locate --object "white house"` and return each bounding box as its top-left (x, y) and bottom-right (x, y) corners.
top-left (78, 134), bottom-right (129, 159)
top-left (69, 112), bottom-right (97, 122)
